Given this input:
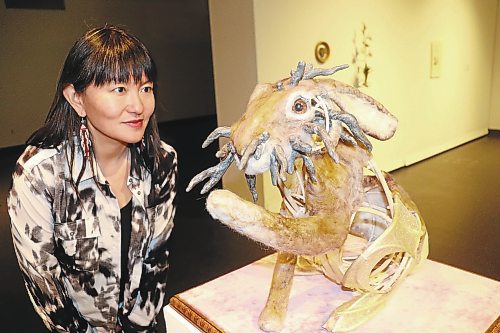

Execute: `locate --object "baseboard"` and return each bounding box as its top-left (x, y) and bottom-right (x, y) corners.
top-left (0, 144), bottom-right (26, 154)
top-left (404, 128), bottom-right (488, 167)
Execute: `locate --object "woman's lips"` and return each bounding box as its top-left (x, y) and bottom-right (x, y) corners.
top-left (124, 119), bottom-right (143, 128)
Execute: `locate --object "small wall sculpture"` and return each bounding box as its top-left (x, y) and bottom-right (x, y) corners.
top-left (352, 23), bottom-right (372, 88)
top-left (187, 61), bottom-right (428, 332)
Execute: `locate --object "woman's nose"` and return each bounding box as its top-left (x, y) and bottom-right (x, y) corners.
top-left (128, 91), bottom-right (144, 114)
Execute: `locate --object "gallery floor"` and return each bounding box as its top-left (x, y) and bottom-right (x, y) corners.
top-left (0, 116), bottom-right (498, 332)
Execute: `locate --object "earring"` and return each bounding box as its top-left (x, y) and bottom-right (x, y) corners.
top-left (80, 117), bottom-right (90, 159)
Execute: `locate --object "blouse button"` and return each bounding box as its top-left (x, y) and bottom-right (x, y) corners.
top-left (137, 190), bottom-right (141, 195)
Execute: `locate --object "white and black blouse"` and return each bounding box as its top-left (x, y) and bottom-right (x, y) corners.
top-left (7, 141), bottom-right (177, 332)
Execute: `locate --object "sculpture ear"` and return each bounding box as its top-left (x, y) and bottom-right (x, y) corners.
top-left (247, 83), bottom-right (273, 105)
top-left (320, 81), bottom-right (398, 141)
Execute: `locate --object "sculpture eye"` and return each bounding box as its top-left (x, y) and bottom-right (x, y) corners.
top-left (292, 98), bottom-right (307, 114)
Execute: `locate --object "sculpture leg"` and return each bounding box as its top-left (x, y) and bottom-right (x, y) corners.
top-left (259, 252), bottom-right (297, 332)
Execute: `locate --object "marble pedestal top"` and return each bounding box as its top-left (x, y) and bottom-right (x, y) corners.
top-left (166, 254), bottom-right (499, 333)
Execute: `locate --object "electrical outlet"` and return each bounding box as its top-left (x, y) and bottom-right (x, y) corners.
top-left (430, 42), bottom-right (442, 78)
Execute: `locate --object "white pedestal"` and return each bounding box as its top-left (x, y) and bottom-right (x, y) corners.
top-left (164, 304), bottom-right (201, 333)
top-left (165, 255), bottom-right (500, 332)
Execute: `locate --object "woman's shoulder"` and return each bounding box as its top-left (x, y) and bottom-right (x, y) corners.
top-left (13, 143), bottom-right (67, 182)
top-left (158, 140), bottom-right (178, 168)
top-left (159, 140), bottom-right (177, 158)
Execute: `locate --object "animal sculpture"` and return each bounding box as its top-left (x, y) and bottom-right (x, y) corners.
top-left (187, 61), bottom-right (428, 332)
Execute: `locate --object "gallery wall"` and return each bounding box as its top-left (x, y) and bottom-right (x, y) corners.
top-left (208, 0), bottom-right (264, 204)
top-left (209, 0), bottom-right (498, 211)
top-left (0, 0), bottom-right (215, 148)
top-left (490, 0), bottom-right (500, 130)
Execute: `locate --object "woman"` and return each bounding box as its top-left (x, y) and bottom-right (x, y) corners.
top-left (7, 25), bottom-right (177, 332)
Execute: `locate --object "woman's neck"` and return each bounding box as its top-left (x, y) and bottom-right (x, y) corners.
top-left (88, 128), bottom-right (133, 207)
top-left (94, 144), bottom-right (132, 208)
top-left (93, 142), bottom-right (128, 174)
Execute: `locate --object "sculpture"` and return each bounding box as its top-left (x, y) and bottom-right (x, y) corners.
top-left (187, 61), bottom-right (429, 332)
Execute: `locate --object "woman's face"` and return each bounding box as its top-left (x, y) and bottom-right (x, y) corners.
top-left (79, 74), bottom-right (155, 149)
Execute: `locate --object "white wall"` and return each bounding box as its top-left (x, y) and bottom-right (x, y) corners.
top-left (209, 0), bottom-right (498, 211)
top-left (253, 0), bottom-right (496, 170)
top-left (0, 0), bottom-right (214, 148)
top-left (490, 0), bottom-right (500, 129)
top-left (208, 0), bottom-right (264, 204)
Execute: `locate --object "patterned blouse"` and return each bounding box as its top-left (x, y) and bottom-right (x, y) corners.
top-left (7, 141), bottom-right (177, 332)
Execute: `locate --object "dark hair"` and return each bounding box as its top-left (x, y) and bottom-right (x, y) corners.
top-left (27, 25), bottom-right (164, 192)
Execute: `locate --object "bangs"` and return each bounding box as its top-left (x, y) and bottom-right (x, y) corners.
top-left (81, 28), bottom-right (157, 87)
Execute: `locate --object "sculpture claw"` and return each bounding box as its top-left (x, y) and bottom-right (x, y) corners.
top-left (186, 154), bottom-right (235, 194)
top-left (202, 126), bottom-right (231, 148)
